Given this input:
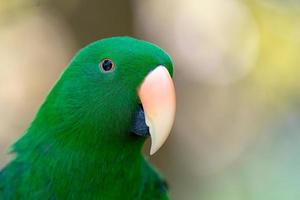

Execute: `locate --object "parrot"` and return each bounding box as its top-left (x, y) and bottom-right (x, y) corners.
top-left (0, 37), bottom-right (176, 200)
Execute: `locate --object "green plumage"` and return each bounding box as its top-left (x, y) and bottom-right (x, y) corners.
top-left (0, 37), bottom-right (173, 199)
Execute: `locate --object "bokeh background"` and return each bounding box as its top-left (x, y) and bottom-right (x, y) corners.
top-left (1, 0), bottom-right (300, 199)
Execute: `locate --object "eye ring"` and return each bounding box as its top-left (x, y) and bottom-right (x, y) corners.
top-left (99, 58), bottom-right (115, 73)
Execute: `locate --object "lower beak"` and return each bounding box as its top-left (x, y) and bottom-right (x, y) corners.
top-left (138, 66), bottom-right (176, 155)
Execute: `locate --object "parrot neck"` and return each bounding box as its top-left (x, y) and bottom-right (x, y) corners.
top-left (13, 124), bottom-right (148, 196)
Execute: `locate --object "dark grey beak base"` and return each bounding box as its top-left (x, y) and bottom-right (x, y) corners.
top-left (130, 104), bottom-right (150, 137)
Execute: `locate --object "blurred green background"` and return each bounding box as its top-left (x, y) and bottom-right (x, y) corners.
top-left (0, 0), bottom-right (300, 199)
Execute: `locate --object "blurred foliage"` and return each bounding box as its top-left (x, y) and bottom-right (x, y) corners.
top-left (248, 0), bottom-right (300, 106)
top-left (45, 0), bottom-right (134, 46)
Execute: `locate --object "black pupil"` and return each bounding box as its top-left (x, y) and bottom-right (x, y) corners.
top-left (102, 59), bottom-right (113, 71)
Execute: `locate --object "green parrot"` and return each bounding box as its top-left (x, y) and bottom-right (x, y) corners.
top-left (0, 37), bottom-right (176, 199)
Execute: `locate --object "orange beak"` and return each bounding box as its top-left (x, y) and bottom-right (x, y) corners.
top-left (138, 66), bottom-right (176, 155)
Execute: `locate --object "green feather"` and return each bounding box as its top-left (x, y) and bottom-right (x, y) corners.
top-left (0, 37), bottom-right (173, 200)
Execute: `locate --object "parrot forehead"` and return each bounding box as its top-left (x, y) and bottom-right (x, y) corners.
top-left (77, 37), bottom-right (172, 65)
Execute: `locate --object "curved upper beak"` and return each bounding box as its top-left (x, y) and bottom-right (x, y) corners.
top-left (138, 66), bottom-right (176, 155)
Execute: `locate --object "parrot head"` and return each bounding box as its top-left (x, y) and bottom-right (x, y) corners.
top-left (36, 37), bottom-right (176, 155)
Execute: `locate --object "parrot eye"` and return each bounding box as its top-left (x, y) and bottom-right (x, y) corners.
top-left (100, 59), bottom-right (115, 72)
